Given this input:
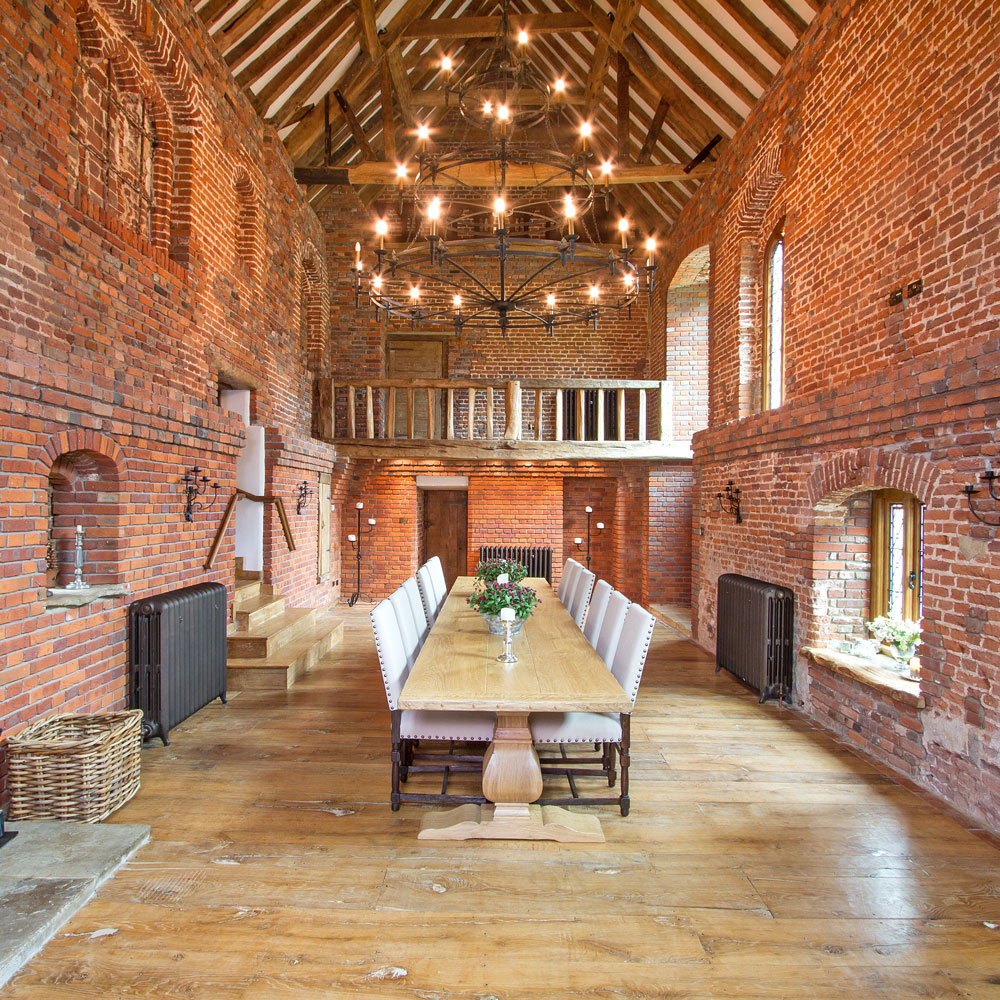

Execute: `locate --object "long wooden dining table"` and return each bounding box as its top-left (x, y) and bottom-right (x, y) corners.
top-left (398, 576), bottom-right (631, 842)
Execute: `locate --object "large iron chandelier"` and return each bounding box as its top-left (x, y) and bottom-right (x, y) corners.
top-left (350, 7), bottom-right (658, 336)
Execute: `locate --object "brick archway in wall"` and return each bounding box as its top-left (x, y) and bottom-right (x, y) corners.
top-left (805, 448), bottom-right (942, 648)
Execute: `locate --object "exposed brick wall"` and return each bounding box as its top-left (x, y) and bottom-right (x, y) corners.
top-left (671, 0), bottom-right (1000, 830)
top-left (648, 466), bottom-right (694, 606)
top-left (0, 0), bottom-right (337, 775)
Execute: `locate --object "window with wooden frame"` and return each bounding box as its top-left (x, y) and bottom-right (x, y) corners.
top-left (762, 225), bottom-right (784, 409)
top-left (870, 489), bottom-right (924, 622)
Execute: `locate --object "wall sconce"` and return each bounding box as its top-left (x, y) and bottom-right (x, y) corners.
top-left (347, 501), bottom-right (376, 607)
top-left (963, 469), bottom-right (1000, 525)
top-left (573, 505), bottom-right (605, 569)
top-left (296, 481), bottom-right (314, 515)
top-left (716, 480), bottom-right (743, 523)
top-left (182, 466), bottom-right (219, 521)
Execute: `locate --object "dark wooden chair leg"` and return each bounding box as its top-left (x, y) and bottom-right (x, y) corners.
top-left (390, 710), bottom-right (402, 810)
top-left (607, 742), bottom-right (617, 786)
top-left (618, 713), bottom-right (631, 816)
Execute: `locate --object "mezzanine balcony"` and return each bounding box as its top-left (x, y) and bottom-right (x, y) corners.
top-left (313, 378), bottom-right (692, 461)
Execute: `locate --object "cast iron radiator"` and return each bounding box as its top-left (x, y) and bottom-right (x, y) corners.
top-left (478, 545), bottom-right (553, 584)
top-left (716, 573), bottom-right (794, 703)
top-left (128, 582), bottom-right (227, 745)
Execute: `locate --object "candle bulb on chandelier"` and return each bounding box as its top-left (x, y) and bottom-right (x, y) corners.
top-left (453, 294), bottom-right (462, 313)
top-left (396, 162), bottom-right (407, 190)
top-left (441, 55), bottom-right (452, 81)
top-left (564, 194), bottom-right (576, 236)
top-left (517, 28), bottom-right (528, 50)
top-left (375, 217), bottom-right (388, 250)
top-left (553, 78), bottom-right (565, 103)
top-left (579, 121), bottom-right (592, 151)
top-left (493, 195), bottom-right (506, 231)
top-left (417, 123), bottom-right (430, 151)
top-left (427, 196), bottom-right (441, 237)
top-left (354, 241), bottom-right (361, 271)
top-left (618, 217), bottom-right (629, 249)
top-left (645, 236), bottom-right (656, 268)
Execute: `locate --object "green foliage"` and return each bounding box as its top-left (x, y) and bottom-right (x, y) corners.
top-left (467, 581), bottom-right (540, 619)
top-left (474, 558), bottom-right (528, 584)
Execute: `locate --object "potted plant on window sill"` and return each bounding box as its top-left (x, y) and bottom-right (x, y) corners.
top-left (866, 616), bottom-right (921, 674)
top-left (467, 580), bottom-right (539, 635)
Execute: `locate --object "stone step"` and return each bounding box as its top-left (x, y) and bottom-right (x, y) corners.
top-left (234, 592), bottom-right (286, 631)
top-left (226, 607), bottom-right (318, 659)
top-left (227, 611), bottom-right (343, 690)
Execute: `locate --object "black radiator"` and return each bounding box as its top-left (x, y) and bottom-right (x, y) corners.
top-left (128, 583), bottom-right (227, 745)
top-left (716, 573), bottom-right (793, 703)
top-left (478, 545), bottom-right (553, 584)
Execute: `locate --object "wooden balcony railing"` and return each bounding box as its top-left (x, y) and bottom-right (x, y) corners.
top-left (313, 378), bottom-right (691, 459)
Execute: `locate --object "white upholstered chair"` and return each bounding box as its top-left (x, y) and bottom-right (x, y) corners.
top-left (557, 559), bottom-right (582, 603)
top-left (401, 576), bottom-right (429, 641)
top-left (370, 599), bottom-right (494, 810)
top-left (595, 590), bottom-right (630, 668)
top-left (425, 555), bottom-right (448, 608)
top-left (567, 567), bottom-right (595, 629)
top-left (583, 580), bottom-right (613, 649)
top-left (533, 602), bottom-right (656, 815)
top-left (416, 565), bottom-right (439, 625)
top-left (388, 586), bottom-right (420, 669)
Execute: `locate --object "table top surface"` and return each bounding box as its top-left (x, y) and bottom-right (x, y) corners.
top-left (398, 577), bottom-right (631, 714)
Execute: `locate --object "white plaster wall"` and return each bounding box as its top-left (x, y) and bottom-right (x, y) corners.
top-left (220, 390), bottom-right (265, 573)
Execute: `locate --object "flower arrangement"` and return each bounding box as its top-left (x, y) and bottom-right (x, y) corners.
top-left (474, 558), bottom-right (528, 585)
top-left (467, 581), bottom-right (539, 620)
top-left (866, 616), bottom-right (921, 655)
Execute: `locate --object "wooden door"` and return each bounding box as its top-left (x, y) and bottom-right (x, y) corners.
top-left (386, 338), bottom-right (444, 438)
top-left (423, 490), bottom-right (468, 590)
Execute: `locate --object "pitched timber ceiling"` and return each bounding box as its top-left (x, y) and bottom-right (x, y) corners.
top-left (194, 0), bottom-right (821, 229)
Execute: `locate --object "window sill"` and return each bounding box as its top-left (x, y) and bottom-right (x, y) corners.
top-left (800, 646), bottom-right (924, 709)
top-left (45, 584), bottom-right (131, 610)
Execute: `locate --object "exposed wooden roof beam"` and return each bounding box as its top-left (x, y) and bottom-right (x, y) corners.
top-left (235, 0), bottom-right (349, 87)
top-left (294, 160), bottom-right (710, 185)
top-left (217, 0), bottom-right (288, 52)
top-left (199, 0), bottom-right (243, 28)
top-left (639, 2), bottom-right (758, 112)
top-left (714, 0), bottom-right (791, 63)
top-left (759, 0), bottom-right (809, 36)
top-left (401, 12), bottom-right (594, 38)
top-left (583, 0), bottom-right (642, 117)
top-left (616, 51), bottom-right (631, 162)
top-left (225, 0), bottom-right (313, 69)
top-left (380, 60), bottom-right (397, 160)
top-left (669, 0), bottom-right (772, 88)
top-left (636, 94), bottom-right (669, 163)
top-left (333, 88), bottom-right (376, 159)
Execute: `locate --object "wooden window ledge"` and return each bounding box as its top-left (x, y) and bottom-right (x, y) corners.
top-left (800, 646), bottom-right (924, 709)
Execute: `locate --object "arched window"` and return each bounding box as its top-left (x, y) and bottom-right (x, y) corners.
top-left (871, 489), bottom-right (924, 622)
top-left (763, 227), bottom-right (784, 409)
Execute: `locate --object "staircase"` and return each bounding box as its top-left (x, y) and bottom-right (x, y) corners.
top-left (227, 569), bottom-right (343, 689)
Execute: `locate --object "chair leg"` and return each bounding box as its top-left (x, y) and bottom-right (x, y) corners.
top-left (618, 714), bottom-right (630, 816)
top-left (390, 711), bottom-right (402, 811)
top-left (607, 742), bottom-right (617, 787)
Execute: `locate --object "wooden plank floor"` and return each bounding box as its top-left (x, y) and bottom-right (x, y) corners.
top-left (4, 608), bottom-right (1000, 999)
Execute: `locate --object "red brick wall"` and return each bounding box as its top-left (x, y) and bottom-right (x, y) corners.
top-left (671, 0), bottom-right (1000, 830)
top-left (0, 0), bottom-right (338, 766)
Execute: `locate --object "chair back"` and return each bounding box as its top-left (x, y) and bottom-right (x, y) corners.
top-left (595, 591), bottom-right (630, 668)
top-left (583, 579), bottom-right (613, 648)
top-left (370, 599), bottom-right (409, 710)
top-left (610, 602), bottom-right (656, 706)
top-left (568, 568), bottom-right (595, 628)
top-left (388, 586), bottom-right (419, 667)
top-left (416, 565), bottom-right (438, 624)
top-left (426, 555), bottom-right (448, 608)
top-left (402, 576), bottom-right (428, 638)
top-left (558, 560), bottom-right (582, 606)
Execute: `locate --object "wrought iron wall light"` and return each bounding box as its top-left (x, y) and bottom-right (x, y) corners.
top-left (296, 481), bottom-right (314, 515)
top-left (963, 469), bottom-right (1000, 525)
top-left (716, 481), bottom-right (743, 524)
top-left (573, 504), bottom-right (605, 569)
top-left (182, 466), bottom-right (219, 521)
top-left (347, 501), bottom-right (376, 607)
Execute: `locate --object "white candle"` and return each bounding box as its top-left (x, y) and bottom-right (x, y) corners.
top-left (367, 518), bottom-right (376, 526)
top-left (75, 524), bottom-right (84, 534)
top-left (585, 506), bottom-right (593, 513)
top-left (356, 502), bottom-right (364, 509)
top-left (500, 607), bottom-right (516, 623)
top-left (496, 573), bottom-right (510, 584)
top-left (347, 533), bottom-right (356, 542)
top-left (574, 537), bottom-right (583, 545)
top-left (596, 522), bottom-right (605, 530)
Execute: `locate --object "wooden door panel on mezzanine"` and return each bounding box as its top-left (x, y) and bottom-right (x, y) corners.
top-left (386, 338), bottom-right (446, 438)
top-left (423, 490), bottom-right (468, 590)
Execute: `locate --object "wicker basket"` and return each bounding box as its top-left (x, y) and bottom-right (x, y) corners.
top-left (7, 710), bottom-right (142, 823)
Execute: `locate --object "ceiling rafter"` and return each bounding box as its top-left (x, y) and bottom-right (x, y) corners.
top-left (713, 0), bottom-right (792, 64)
top-left (401, 12), bottom-right (594, 38)
top-left (199, 0), bottom-right (245, 29)
top-left (759, 0), bottom-right (809, 37)
top-left (216, 0), bottom-right (291, 52)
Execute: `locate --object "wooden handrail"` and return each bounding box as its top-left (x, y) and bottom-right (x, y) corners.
top-left (204, 489), bottom-right (296, 570)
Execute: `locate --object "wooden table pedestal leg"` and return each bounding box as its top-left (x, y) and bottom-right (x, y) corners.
top-left (417, 713), bottom-right (604, 842)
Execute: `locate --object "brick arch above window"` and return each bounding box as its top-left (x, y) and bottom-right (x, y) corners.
top-left (807, 448), bottom-right (941, 515)
top-left (40, 429), bottom-right (128, 475)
